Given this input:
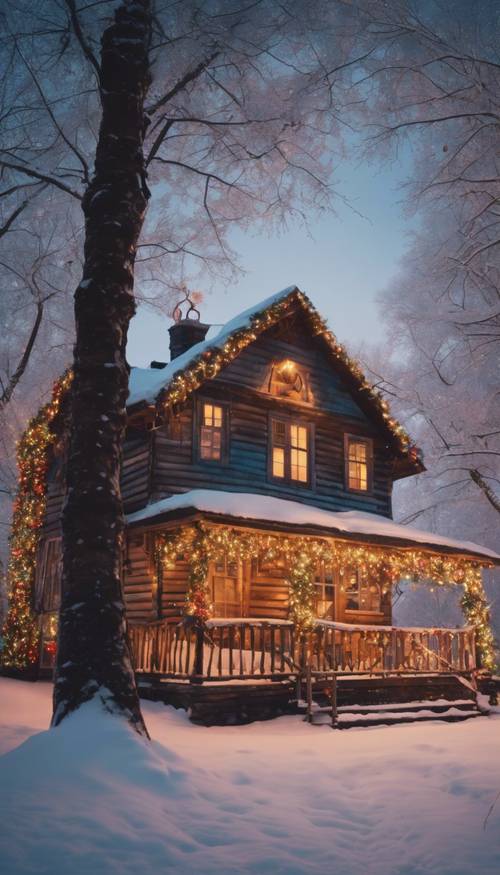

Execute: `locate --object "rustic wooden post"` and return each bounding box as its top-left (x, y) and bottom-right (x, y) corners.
top-left (191, 621), bottom-right (205, 682)
top-left (306, 664), bottom-right (313, 723)
top-left (330, 673), bottom-right (338, 729)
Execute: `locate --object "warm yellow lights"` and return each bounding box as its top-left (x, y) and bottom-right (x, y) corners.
top-left (157, 290), bottom-right (419, 458)
top-left (157, 523), bottom-right (496, 668)
top-left (2, 370), bottom-right (73, 669)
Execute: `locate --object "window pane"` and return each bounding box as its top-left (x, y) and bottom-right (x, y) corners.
top-left (290, 424), bottom-right (307, 450)
top-left (297, 426), bottom-right (307, 450)
top-left (273, 446), bottom-right (285, 477)
top-left (345, 571), bottom-right (360, 610)
top-left (348, 439), bottom-right (369, 491)
top-left (291, 447), bottom-right (308, 482)
top-left (273, 420), bottom-right (286, 445)
top-left (200, 426), bottom-right (221, 460)
top-left (200, 404), bottom-right (223, 460)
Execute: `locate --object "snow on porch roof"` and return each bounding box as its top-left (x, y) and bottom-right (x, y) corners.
top-left (126, 489), bottom-right (500, 564)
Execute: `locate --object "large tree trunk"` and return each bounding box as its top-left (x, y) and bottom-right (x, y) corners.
top-left (52, 0), bottom-right (152, 734)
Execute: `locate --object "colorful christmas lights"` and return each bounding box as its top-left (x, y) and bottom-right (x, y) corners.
top-left (157, 289), bottom-right (420, 458)
top-left (1, 370), bottom-right (73, 670)
top-left (157, 523), bottom-right (495, 666)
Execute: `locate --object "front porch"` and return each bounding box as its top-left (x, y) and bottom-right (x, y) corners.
top-left (123, 497), bottom-right (497, 724)
top-left (129, 618), bottom-right (477, 682)
top-left (128, 617), bottom-right (484, 725)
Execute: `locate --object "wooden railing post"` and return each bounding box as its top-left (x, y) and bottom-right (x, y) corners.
top-left (330, 673), bottom-right (338, 729)
top-left (191, 621), bottom-right (205, 683)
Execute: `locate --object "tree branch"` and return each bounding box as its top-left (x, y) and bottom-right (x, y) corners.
top-left (146, 51), bottom-right (219, 116)
top-left (0, 161), bottom-right (82, 199)
top-left (469, 468), bottom-right (500, 516)
top-left (0, 299), bottom-right (44, 411)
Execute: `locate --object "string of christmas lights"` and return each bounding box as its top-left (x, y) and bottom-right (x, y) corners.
top-left (157, 289), bottom-right (420, 458)
top-left (1, 370), bottom-right (73, 670)
top-left (157, 523), bottom-right (495, 668)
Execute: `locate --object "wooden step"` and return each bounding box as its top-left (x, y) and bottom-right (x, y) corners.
top-left (336, 707), bottom-right (484, 729)
top-left (305, 696), bottom-right (485, 728)
top-left (336, 699), bottom-right (479, 716)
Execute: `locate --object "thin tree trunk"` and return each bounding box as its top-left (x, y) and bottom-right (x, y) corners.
top-left (469, 468), bottom-right (500, 516)
top-left (0, 299), bottom-right (43, 412)
top-left (52, 0), bottom-right (152, 734)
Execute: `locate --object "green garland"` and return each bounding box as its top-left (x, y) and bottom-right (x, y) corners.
top-left (2, 370), bottom-right (72, 670)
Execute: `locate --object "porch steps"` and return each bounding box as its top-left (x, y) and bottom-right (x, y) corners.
top-left (305, 698), bottom-right (485, 728)
top-left (300, 673), bottom-right (486, 728)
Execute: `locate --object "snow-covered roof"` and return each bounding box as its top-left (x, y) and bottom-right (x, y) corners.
top-left (127, 286), bottom-right (297, 407)
top-left (126, 489), bottom-right (500, 563)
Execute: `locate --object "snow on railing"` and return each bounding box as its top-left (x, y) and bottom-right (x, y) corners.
top-left (129, 618), bottom-right (476, 681)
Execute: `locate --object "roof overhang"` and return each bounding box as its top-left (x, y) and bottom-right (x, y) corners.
top-left (126, 491), bottom-right (499, 566)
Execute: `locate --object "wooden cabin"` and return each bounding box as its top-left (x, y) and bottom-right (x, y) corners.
top-left (32, 286), bottom-right (499, 725)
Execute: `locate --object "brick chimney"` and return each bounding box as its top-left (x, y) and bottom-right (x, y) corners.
top-left (168, 318), bottom-right (210, 360)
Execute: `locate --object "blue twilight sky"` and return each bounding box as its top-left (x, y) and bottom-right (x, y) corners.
top-left (126, 149), bottom-right (415, 368)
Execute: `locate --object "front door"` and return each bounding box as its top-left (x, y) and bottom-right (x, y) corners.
top-left (212, 559), bottom-right (245, 617)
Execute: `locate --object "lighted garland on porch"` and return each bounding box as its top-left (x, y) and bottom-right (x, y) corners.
top-left (156, 523), bottom-right (495, 668)
top-left (461, 572), bottom-right (496, 672)
top-left (1, 370), bottom-right (73, 670)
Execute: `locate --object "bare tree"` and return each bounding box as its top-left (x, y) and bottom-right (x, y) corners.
top-left (1, 0), bottom-right (367, 729)
top-left (346, 0), bottom-right (500, 522)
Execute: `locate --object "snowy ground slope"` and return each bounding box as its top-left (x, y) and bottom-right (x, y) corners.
top-left (1, 679), bottom-right (500, 875)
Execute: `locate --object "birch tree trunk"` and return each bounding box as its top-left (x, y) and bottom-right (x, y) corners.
top-left (52, 0), bottom-right (152, 734)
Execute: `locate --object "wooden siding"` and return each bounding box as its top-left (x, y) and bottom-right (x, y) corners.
top-left (121, 429), bottom-right (151, 513)
top-left (123, 532), bottom-right (154, 621)
top-left (153, 391), bottom-right (393, 517)
top-left (150, 322), bottom-right (395, 516)
top-left (214, 321), bottom-right (371, 422)
top-left (248, 561), bottom-right (289, 620)
top-left (160, 555), bottom-right (190, 621)
top-left (41, 428), bottom-right (151, 539)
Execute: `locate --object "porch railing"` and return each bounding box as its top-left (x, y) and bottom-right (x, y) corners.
top-left (308, 621), bottom-right (476, 675)
top-left (129, 618), bottom-right (476, 682)
top-left (129, 619), bottom-right (296, 681)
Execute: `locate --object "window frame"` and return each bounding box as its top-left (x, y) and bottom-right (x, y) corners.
top-left (344, 433), bottom-right (373, 494)
top-left (314, 561), bottom-right (337, 620)
top-left (195, 397), bottom-right (230, 465)
top-left (342, 566), bottom-right (382, 616)
top-left (268, 414), bottom-right (315, 488)
top-left (34, 537), bottom-right (62, 612)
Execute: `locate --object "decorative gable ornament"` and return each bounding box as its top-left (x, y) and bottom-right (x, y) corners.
top-left (267, 359), bottom-right (310, 403)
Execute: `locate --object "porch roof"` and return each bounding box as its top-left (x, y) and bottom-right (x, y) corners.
top-left (126, 489), bottom-right (500, 565)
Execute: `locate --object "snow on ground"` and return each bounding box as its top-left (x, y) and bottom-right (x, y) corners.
top-left (1, 678), bottom-right (500, 875)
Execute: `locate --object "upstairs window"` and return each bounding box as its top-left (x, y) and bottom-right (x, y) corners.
top-left (198, 401), bottom-right (227, 462)
top-left (345, 435), bottom-right (372, 492)
top-left (271, 418), bottom-right (311, 485)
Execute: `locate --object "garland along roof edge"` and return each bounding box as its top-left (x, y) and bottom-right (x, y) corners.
top-left (127, 286), bottom-right (423, 466)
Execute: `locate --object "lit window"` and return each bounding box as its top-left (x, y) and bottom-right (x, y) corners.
top-left (314, 563), bottom-right (335, 619)
top-left (272, 420), bottom-right (286, 478)
top-left (344, 568), bottom-right (380, 612)
top-left (271, 418), bottom-right (310, 484)
top-left (345, 436), bottom-right (372, 492)
top-left (200, 402), bottom-right (224, 461)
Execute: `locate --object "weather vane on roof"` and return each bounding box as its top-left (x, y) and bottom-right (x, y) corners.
top-left (172, 284), bottom-right (202, 323)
